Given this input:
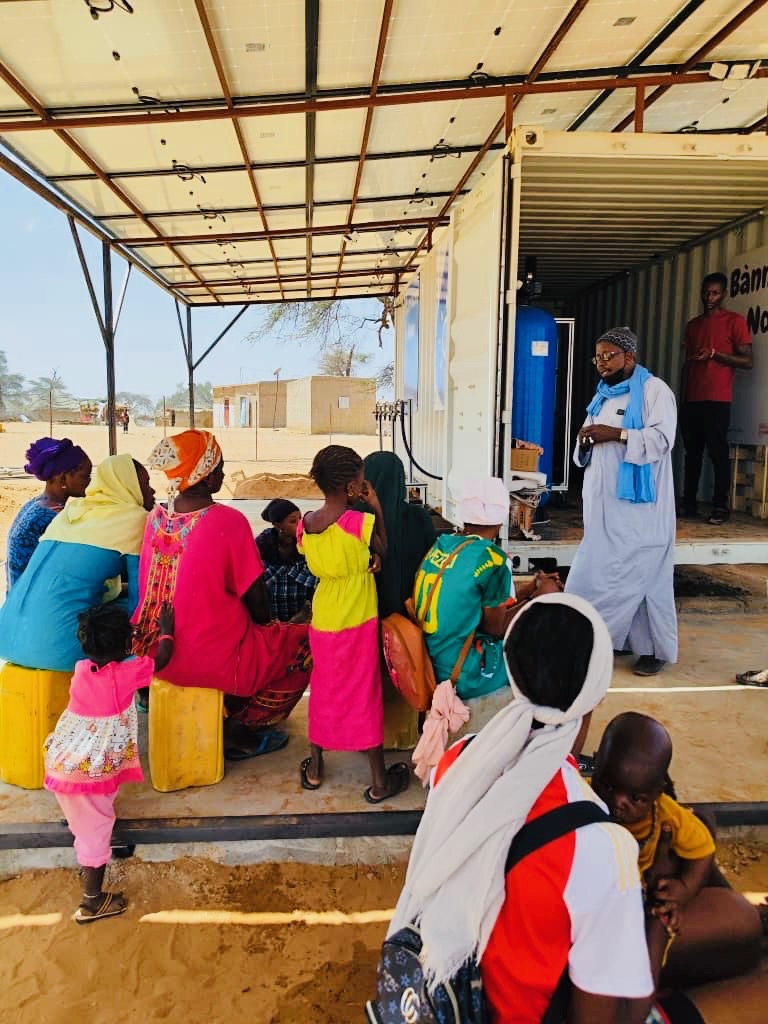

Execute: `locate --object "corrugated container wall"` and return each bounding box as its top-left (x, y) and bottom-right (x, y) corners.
top-left (394, 228), bottom-right (449, 508)
top-left (570, 213), bottom-right (768, 483)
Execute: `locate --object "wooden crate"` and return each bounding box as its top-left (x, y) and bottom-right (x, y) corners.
top-left (729, 445), bottom-right (768, 519)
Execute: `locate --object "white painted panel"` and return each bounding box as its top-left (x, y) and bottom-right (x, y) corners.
top-left (394, 236), bottom-right (446, 508)
top-left (444, 154), bottom-right (505, 521)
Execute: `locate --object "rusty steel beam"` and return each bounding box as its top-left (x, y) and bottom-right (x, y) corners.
top-left (188, 285), bottom-right (393, 305)
top-left (634, 85), bottom-right (645, 132)
top-left (0, 59), bottom-right (217, 301)
top-left (510, 0), bottom-right (590, 113)
top-left (119, 215), bottom-right (446, 247)
top-left (193, 0), bottom-right (284, 298)
top-left (180, 266), bottom-right (403, 289)
top-left (402, 114), bottom-right (505, 274)
top-left (333, 0), bottom-right (395, 297)
top-left (612, 0), bottom-right (768, 132)
top-left (0, 70), bottom-right (756, 134)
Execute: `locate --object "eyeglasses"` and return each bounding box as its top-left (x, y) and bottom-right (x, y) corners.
top-left (591, 350), bottom-right (624, 366)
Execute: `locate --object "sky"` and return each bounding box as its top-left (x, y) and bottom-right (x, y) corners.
top-left (0, 171), bottom-right (392, 404)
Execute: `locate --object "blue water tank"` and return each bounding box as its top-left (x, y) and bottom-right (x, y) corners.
top-left (512, 305), bottom-right (559, 499)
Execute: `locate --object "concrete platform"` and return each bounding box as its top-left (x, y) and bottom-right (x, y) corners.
top-left (1, 610), bottom-right (767, 865)
top-left (508, 505), bottom-right (768, 569)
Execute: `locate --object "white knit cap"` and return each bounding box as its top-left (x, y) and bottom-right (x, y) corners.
top-left (459, 476), bottom-right (510, 526)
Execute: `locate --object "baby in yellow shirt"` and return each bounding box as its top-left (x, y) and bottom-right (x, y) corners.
top-left (591, 712), bottom-right (761, 996)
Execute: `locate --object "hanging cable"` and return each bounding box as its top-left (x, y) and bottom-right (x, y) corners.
top-left (398, 407), bottom-right (442, 481)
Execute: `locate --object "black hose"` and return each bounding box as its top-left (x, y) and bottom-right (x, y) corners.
top-left (398, 410), bottom-right (442, 480)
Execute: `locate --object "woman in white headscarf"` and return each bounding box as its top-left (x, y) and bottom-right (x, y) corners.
top-left (389, 593), bottom-right (654, 1023)
top-left (411, 476), bottom-right (560, 730)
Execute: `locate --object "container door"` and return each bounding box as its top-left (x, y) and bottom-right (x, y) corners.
top-left (551, 318), bottom-right (575, 492)
top-left (444, 155), bottom-right (506, 523)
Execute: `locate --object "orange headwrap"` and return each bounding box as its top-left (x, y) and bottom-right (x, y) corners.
top-left (147, 429), bottom-right (222, 495)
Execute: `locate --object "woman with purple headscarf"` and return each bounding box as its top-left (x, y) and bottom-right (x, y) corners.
top-left (5, 437), bottom-right (91, 587)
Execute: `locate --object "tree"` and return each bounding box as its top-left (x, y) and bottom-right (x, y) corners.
top-left (116, 391), bottom-right (155, 418)
top-left (0, 350), bottom-right (26, 417)
top-left (25, 371), bottom-right (74, 432)
top-left (316, 341), bottom-right (373, 377)
top-left (376, 361), bottom-right (395, 396)
top-left (244, 297), bottom-right (393, 380)
top-left (155, 380), bottom-right (214, 413)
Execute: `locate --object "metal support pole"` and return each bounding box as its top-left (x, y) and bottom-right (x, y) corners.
top-left (192, 304), bottom-right (248, 370)
top-left (407, 398), bottom-right (414, 481)
top-left (186, 305), bottom-right (195, 427)
top-left (113, 263), bottom-right (132, 333)
top-left (253, 400), bottom-right (258, 461)
top-left (68, 217), bottom-right (120, 454)
top-left (102, 241), bottom-right (117, 454)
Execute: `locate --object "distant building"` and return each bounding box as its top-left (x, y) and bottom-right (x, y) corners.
top-left (212, 375), bottom-right (376, 435)
top-left (155, 409), bottom-right (213, 429)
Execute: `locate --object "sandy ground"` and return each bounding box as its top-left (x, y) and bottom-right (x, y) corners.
top-left (0, 421), bottom-right (379, 564)
top-left (1, 846), bottom-right (766, 1024)
top-left (1, 422), bottom-right (768, 1019)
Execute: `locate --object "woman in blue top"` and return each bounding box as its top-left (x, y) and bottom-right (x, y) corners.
top-left (0, 454), bottom-right (154, 672)
top-left (6, 437), bottom-right (92, 588)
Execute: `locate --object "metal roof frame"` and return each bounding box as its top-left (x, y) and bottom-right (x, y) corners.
top-left (1, 0), bottom-right (767, 446)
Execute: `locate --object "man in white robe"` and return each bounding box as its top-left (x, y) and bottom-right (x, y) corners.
top-left (565, 326), bottom-right (678, 676)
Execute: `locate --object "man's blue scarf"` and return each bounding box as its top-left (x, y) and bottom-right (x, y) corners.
top-left (586, 365), bottom-right (656, 504)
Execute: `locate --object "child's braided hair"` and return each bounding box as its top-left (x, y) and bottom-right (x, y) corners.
top-left (310, 445), bottom-right (363, 495)
top-left (77, 603), bottom-right (133, 664)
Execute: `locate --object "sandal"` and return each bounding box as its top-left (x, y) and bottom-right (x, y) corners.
top-left (364, 762), bottom-right (411, 804)
top-left (707, 509), bottom-right (729, 526)
top-left (224, 729), bottom-right (289, 760)
top-left (736, 668), bottom-right (768, 687)
top-left (74, 891), bottom-right (127, 924)
top-left (300, 756), bottom-right (323, 790)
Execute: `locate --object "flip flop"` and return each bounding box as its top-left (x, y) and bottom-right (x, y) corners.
top-left (74, 892), bottom-right (127, 924)
top-left (736, 668), bottom-right (768, 687)
top-left (224, 730), bottom-right (289, 760)
top-left (363, 762), bottom-right (410, 804)
top-left (300, 756), bottom-right (322, 790)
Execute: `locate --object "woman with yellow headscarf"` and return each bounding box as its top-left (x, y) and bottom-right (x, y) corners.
top-left (132, 430), bottom-right (311, 757)
top-left (0, 454), bottom-right (155, 672)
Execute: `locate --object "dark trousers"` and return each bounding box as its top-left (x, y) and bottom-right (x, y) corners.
top-left (681, 401), bottom-right (731, 512)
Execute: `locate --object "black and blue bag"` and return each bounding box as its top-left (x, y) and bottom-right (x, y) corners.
top-left (365, 800), bottom-right (610, 1024)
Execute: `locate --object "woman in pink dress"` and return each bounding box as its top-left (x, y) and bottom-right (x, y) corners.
top-left (297, 445), bottom-right (410, 803)
top-left (132, 430), bottom-right (310, 758)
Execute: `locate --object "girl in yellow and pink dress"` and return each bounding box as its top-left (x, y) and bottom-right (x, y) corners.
top-left (297, 445), bottom-right (410, 803)
top-left (44, 602), bottom-right (175, 923)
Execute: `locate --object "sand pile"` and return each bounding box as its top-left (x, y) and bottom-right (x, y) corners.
top-left (232, 472), bottom-right (320, 500)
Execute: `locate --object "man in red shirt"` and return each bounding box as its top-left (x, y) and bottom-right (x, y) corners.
top-left (681, 272), bottom-right (752, 525)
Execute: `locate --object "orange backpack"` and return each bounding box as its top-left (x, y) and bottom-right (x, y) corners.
top-left (380, 539), bottom-right (478, 712)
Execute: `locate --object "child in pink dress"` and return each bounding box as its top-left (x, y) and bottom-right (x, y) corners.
top-left (297, 445), bottom-right (410, 803)
top-left (44, 601), bottom-right (174, 923)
